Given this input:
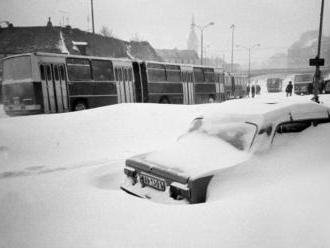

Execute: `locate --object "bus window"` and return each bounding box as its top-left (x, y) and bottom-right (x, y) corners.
top-left (91, 60), bottom-right (114, 81)
top-left (123, 68), bottom-right (128, 81)
top-left (60, 65), bottom-right (66, 81)
top-left (3, 55), bottom-right (32, 82)
top-left (66, 58), bottom-right (91, 81)
top-left (147, 63), bottom-right (166, 82)
top-left (40, 65), bottom-right (45, 81)
top-left (54, 65), bottom-right (60, 81)
top-left (193, 67), bottom-right (204, 82)
top-left (166, 64), bottom-right (181, 82)
top-left (46, 65), bottom-right (52, 81)
top-left (128, 68), bottom-right (133, 81)
top-left (204, 68), bottom-right (215, 82)
top-left (115, 68), bottom-right (123, 81)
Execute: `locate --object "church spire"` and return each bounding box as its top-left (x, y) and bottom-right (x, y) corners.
top-left (187, 15), bottom-right (199, 53)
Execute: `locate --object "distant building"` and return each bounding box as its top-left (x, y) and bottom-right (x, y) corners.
top-left (0, 19), bottom-right (161, 60)
top-left (187, 15), bottom-right (199, 54)
top-left (287, 30), bottom-right (330, 68)
top-left (156, 48), bottom-right (199, 64)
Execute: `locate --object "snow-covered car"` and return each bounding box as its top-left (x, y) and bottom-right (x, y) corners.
top-left (121, 100), bottom-right (330, 204)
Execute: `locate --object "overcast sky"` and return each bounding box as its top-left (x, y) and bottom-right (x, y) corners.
top-left (0, 0), bottom-right (329, 66)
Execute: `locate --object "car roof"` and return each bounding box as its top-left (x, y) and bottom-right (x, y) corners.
top-left (196, 98), bottom-right (330, 128)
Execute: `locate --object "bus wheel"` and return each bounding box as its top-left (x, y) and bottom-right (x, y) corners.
top-left (74, 101), bottom-right (87, 111)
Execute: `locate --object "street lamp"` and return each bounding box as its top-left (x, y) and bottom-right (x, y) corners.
top-left (236, 43), bottom-right (260, 83)
top-left (230, 24), bottom-right (235, 73)
top-left (90, 0), bottom-right (95, 33)
top-left (193, 22), bottom-right (215, 65)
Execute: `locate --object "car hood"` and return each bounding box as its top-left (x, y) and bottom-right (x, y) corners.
top-left (128, 132), bottom-right (251, 180)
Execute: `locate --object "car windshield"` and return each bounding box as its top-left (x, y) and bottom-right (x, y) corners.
top-left (186, 118), bottom-right (257, 151)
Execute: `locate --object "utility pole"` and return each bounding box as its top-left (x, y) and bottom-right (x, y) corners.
top-left (311, 0), bottom-right (325, 103)
top-left (193, 22), bottom-right (215, 65)
top-left (230, 24), bottom-right (235, 73)
top-left (236, 43), bottom-right (260, 84)
top-left (91, 0), bottom-right (95, 33)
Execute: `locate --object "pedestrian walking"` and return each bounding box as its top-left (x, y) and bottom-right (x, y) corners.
top-left (251, 84), bottom-right (256, 98)
top-left (256, 84), bottom-right (261, 95)
top-left (286, 81), bottom-right (293, 97)
top-left (246, 84), bottom-right (250, 97)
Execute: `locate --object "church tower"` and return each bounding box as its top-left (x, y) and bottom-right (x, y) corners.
top-left (187, 15), bottom-right (199, 53)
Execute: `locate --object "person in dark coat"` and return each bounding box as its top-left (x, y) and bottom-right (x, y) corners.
top-left (256, 84), bottom-right (261, 95)
top-left (246, 84), bottom-right (250, 97)
top-left (251, 84), bottom-right (256, 98)
top-left (286, 81), bottom-right (293, 96)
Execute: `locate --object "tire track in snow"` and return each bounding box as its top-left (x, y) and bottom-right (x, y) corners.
top-left (0, 158), bottom-right (125, 180)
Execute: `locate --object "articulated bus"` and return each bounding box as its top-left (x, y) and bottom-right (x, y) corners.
top-left (2, 53), bottom-right (247, 116)
top-left (293, 73), bottom-right (313, 95)
top-left (224, 72), bottom-right (248, 99)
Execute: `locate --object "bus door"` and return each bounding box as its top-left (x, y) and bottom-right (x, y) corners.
top-left (231, 76), bottom-right (236, 97)
top-left (53, 64), bottom-right (68, 112)
top-left (123, 67), bottom-right (135, 103)
top-left (40, 64), bottom-right (56, 113)
top-left (114, 67), bottom-right (125, 103)
top-left (182, 71), bottom-right (194, 104)
top-left (58, 65), bottom-right (69, 111)
top-left (216, 73), bottom-right (225, 102)
top-left (40, 64), bottom-right (68, 113)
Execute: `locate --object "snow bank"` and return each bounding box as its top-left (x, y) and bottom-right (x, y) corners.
top-left (1, 96), bottom-right (330, 248)
top-left (0, 104), bottom-right (207, 172)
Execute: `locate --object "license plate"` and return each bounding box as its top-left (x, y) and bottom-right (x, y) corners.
top-left (140, 173), bottom-right (166, 191)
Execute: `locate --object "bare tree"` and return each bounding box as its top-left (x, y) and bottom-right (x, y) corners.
top-left (100, 26), bottom-right (113, 38)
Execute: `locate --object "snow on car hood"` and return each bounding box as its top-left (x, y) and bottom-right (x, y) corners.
top-left (142, 132), bottom-right (251, 179)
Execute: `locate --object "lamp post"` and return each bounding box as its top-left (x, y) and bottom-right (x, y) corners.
top-left (193, 22), bottom-right (215, 65)
top-left (230, 24), bottom-right (235, 73)
top-left (312, 0), bottom-right (325, 103)
top-left (91, 0), bottom-right (95, 33)
top-left (236, 43), bottom-right (260, 83)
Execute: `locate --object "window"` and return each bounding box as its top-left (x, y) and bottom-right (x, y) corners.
top-left (60, 65), bottom-right (66, 81)
top-left (272, 121), bottom-right (311, 147)
top-left (294, 74), bottom-right (313, 82)
top-left (147, 63), bottom-right (166, 82)
top-left (204, 68), bottom-right (215, 82)
top-left (91, 60), bottom-right (114, 81)
top-left (115, 68), bottom-right (123, 81)
top-left (166, 64), bottom-right (181, 82)
top-left (276, 121), bottom-right (311, 134)
top-left (193, 67), bottom-right (204, 82)
top-left (66, 58), bottom-right (92, 81)
top-left (3, 55), bottom-right (32, 82)
top-left (128, 68), bottom-right (133, 81)
top-left (123, 68), bottom-right (127, 81)
top-left (54, 65), bottom-right (60, 81)
top-left (46, 65), bottom-right (52, 81)
top-left (40, 65), bottom-right (45, 80)
top-left (186, 119), bottom-right (257, 151)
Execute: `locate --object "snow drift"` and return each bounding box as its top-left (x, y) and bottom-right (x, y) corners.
top-left (1, 95), bottom-right (330, 248)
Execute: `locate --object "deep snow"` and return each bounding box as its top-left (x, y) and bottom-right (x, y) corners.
top-left (1, 93), bottom-right (330, 248)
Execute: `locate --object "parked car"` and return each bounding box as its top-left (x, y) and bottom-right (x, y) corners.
top-left (121, 100), bottom-right (330, 204)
